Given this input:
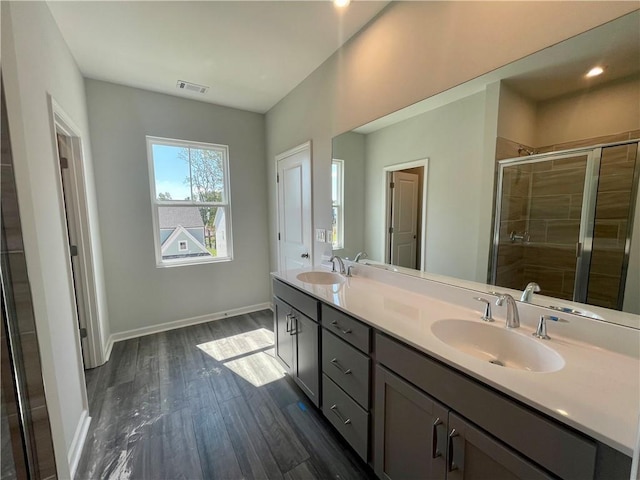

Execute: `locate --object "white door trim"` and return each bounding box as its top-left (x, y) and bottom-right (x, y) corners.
top-left (382, 158), bottom-right (429, 271)
top-left (275, 141), bottom-right (313, 272)
top-left (48, 95), bottom-right (104, 369)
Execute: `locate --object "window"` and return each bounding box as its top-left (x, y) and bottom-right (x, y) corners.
top-left (147, 136), bottom-right (232, 266)
top-left (331, 159), bottom-right (344, 249)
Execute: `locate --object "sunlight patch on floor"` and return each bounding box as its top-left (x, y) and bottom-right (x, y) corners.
top-left (197, 327), bottom-right (285, 387)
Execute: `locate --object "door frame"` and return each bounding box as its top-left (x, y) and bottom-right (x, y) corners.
top-left (382, 158), bottom-right (429, 271)
top-left (48, 95), bottom-right (103, 369)
top-left (275, 141), bottom-right (313, 272)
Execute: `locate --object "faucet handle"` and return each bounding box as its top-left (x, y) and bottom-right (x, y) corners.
top-left (473, 297), bottom-right (493, 322)
top-left (533, 315), bottom-right (567, 340)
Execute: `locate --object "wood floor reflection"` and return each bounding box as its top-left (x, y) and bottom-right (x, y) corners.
top-left (77, 309), bottom-right (372, 480)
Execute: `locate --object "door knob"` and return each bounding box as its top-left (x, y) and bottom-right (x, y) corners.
top-left (301, 253), bottom-right (310, 258)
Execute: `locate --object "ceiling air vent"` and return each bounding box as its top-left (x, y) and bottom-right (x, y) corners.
top-left (176, 80), bottom-right (209, 95)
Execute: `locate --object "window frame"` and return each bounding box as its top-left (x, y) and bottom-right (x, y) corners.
top-left (146, 136), bottom-right (233, 267)
top-left (331, 158), bottom-right (345, 249)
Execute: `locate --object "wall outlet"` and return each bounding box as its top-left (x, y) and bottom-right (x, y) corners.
top-left (315, 228), bottom-right (326, 242)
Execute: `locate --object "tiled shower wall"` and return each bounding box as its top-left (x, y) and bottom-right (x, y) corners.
top-left (1, 81), bottom-right (57, 479)
top-left (495, 132), bottom-right (639, 308)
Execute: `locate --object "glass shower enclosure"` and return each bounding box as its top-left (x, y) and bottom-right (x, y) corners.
top-left (491, 140), bottom-right (639, 310)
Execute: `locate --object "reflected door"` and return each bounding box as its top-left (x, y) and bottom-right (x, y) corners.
top-left (493, 153), bottom-right (591, 302)
top-left (389, 171), bottom-right (419, 269)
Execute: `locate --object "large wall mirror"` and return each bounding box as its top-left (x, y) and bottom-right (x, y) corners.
top-left (332, 11), bottom-right (639, 326)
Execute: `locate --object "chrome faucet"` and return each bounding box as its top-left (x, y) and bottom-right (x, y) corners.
top-left (496, 294), bottom-right (520, 328)
top-left (329, 255), bottom-right (346, 274)
top-left (354, 251), bottom-right (368, 263)
top-left (520, 282), bottom-right (541, 302)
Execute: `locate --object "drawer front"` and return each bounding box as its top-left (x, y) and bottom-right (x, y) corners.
top-left (375, 333), bottom-right (597, 480)
top-left (322, 374), bottom-right (369, 462)
top-left (273, 279), bottom-right (318, 322)
top-left (322, 329), bottom-right (370, 409)
top-left (321, 304), bottom-right (370, 352)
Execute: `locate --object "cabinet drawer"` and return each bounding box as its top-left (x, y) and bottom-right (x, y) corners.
top-left (322, 329), bottom-right (370, 409)
top-left (375, 333), bottom-right (596, 480)
top-left (322, 374), bottom-right (369, 462)
top-left (273, 279), bottom-right (318, 322)
top-left (321, 304), bottom-right (370, 352)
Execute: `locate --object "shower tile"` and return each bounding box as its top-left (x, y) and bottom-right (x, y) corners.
top-left (629, 129), bottom-right (640, 140)
top-left (569, 194), bottom-right (584, 219)
top-left (546, 221), bottom-right (580, 244)
top-left (531, 168), bottom-right (586, 196)
top-left (598, 171), bottom-right (634, 193)
top-left (594, 191), bottom-right (632, 220)
top-left (522, 264), bottom-right (565, 299)
top-left (531, 161), bottom-right (552, 172)
top-left (524, 245), bottom-right (576, 270)
top-left (527, 220), bottom-right (547, 243)
top-left (1, 165), bottom-right (24, 254)
top-left (20, 332), bottom-right (47, 410)
top-left (499, 220), bottom-right (526, 240)
top-left (561, 270), bottom-right (577, 298)
top-left (31, 405), bottom-right (56, 479)
top-left (551, 155), bottom-right (588, 171)
top-left (529, 194), bottom-right (571, 220)
top-left (587, 274), bottom-right (620, 309)
top-left (589, 249), bottom-right (624, 277)
top-left (6, 252), bottom-right (36, 335)
top-left (500, 195), bottom-right (527, 222)
top-left (601, 144), bottom-right (635, 166)
top-left (502, 169), bottom-right (530, 197)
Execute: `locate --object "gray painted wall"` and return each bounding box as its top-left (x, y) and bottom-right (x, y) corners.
top-left (85, 80), bottom-right (270, 334)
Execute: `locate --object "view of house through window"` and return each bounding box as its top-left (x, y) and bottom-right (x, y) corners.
top-left (147, 137), bottom-right (232, 266)
top-left (331, 159), bottom-right (344, 249)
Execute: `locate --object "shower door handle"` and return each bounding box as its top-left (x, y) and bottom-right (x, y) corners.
top-left (575, 242), bottom-right (582, 258)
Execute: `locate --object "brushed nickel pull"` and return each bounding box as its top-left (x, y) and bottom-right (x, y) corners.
top-left (330, 320), bottom-right (352, 334)
top-left (285, 314), bottom-right (290, 333)
top-left (447, 428), bottom-right (459, 472)
top-left (330, 404), bottom-right (351, 425)
top-left (432, 417), bottom-right (443, 458)
top-left (289, 316), bottom-right (297, 335)
top-left (330, 358), bottom-right (352, 375)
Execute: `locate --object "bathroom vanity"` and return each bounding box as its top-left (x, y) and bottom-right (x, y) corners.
top-left (271, 267), bottom-right (638, 480)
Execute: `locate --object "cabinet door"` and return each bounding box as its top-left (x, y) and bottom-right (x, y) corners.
top-left (274, 297), bottom-right (294, 373)
top-left (293, 312), bottom-right (320, 406)
top-left (374, 365), bottom-right (448, 480)
top-left (447, 413), bottom-right (552, 480)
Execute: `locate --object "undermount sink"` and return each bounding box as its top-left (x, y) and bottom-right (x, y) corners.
top-left (296, 271), bottom-right (345, 285)
top-left (431, 319), bottom-right (565, 373)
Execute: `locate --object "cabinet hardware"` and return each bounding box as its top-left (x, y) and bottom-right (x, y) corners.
top-left (330, 320), bottom-right (352, 334)
top-left (301, 252), bottom-right (310, 259)
top-left (432, 417), bottom-right (443, 458)
top-left (289, 316), bottom-right (298, 335)
top-left (330, 358), bottom-right (352, 375)
top-left (330, 404), bottom-right (352, 425)
top-left (447, 428), bottom-right (459, 472)
top-left (285, 313), bottom-right (291, 333)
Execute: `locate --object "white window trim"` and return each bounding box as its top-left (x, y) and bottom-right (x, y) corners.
top-left (332, 159), bottom-right (344, 249)
top-left (146, 136), bottom-right (233, 267)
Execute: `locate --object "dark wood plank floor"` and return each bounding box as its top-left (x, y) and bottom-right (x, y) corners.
top-left (77, 310), bottom-right (373, 480)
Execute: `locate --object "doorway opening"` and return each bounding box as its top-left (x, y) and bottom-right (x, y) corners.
top-left (50, 97), bottom-right (103, 369)
top-left (383, 159), bottom-right (429, 270)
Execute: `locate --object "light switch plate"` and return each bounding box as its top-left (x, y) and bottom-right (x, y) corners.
top-left (315, 228), bottom-right (326, 242)
top-left (326, 230), bottom-right (333, 244)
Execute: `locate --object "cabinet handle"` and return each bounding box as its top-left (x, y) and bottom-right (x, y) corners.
top-left (289, 316), bottom-right (297, 335)
top-left (285, 314), bottom-right (291, 333)
top-left (432, 417), bottom-right (443, 458)
top-left (330, 404), bottom-right (351, 425)
top-left (330, 320), bottom-right (352, 335)
top-left (330, 358), bottom-right (352, 375)
top-left (447, 428), bottom-right (459, 472)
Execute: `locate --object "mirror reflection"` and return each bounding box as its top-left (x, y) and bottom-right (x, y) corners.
top-left (332, 11), bottom-right (639, 317)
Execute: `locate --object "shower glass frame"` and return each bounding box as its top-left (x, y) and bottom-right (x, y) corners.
top-left (490, 139), bottom-right (639, 307)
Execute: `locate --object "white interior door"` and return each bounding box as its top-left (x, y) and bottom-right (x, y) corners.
top-left (276, 142), bottom-right (312, 272)
top-left (389, 171), bottom-right (419, 269)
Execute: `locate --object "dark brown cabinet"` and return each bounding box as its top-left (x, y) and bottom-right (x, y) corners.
top-left (274, 297), bottom-right (294, 372)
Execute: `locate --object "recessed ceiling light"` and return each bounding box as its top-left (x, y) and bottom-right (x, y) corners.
top-left (334, 0), bottom-right (350, 7)
top-left (585, 66), bottom-right (604, 78)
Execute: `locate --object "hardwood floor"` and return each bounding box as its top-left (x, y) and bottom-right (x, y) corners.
top-left (77, 310), bottom-right (373, 480)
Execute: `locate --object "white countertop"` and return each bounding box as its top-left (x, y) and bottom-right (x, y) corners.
top-left (272, 268), bottom-right (640, 457)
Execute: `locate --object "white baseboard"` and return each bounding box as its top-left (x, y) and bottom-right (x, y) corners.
top-left (103, 335), bottom-right (114, 363)
top-left (107, 302), bottom-right (272, 345)
top-left (69, 409), bottom-right (91, 480)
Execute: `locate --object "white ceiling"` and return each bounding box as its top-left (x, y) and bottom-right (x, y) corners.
top-left (47, 1), bottom-right (389, 113)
